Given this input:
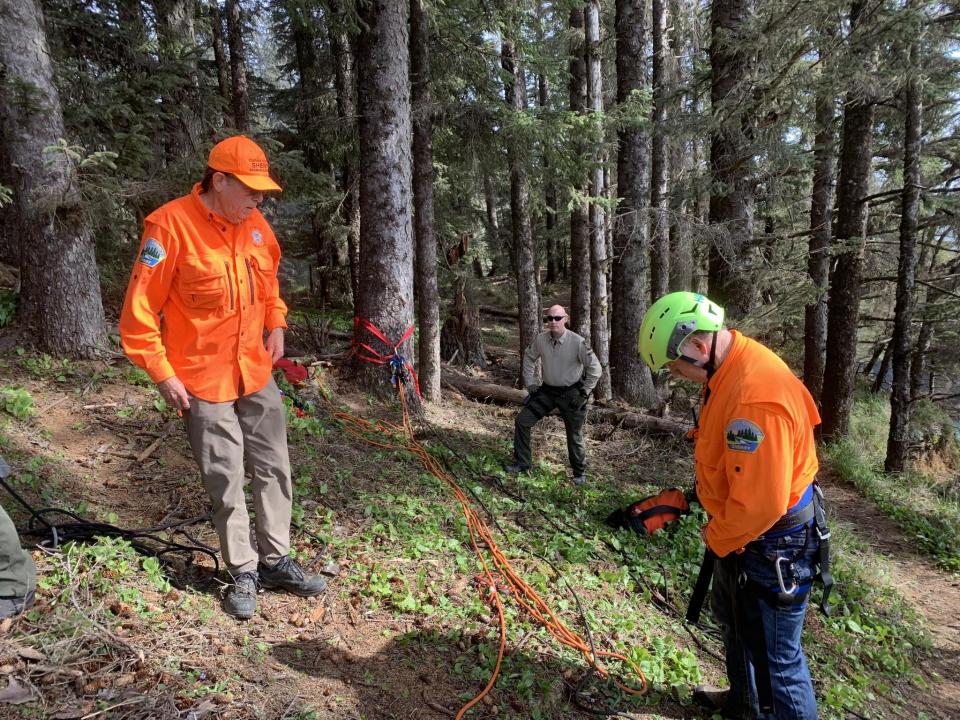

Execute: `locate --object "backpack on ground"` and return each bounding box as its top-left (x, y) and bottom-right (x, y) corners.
top-left (605, 488), bottom-right (690, 535)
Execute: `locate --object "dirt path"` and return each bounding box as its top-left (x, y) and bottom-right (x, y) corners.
top-left (822, 476), bottom-right (960, 719)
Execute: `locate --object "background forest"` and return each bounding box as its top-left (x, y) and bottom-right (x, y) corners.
top-left (1, 0), bottom-right (960, 719)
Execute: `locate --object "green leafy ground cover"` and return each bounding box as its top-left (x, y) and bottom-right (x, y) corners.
top-left (0, 351), bottom-right (948, 718)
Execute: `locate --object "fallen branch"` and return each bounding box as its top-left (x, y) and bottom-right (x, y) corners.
top-left (441, 370), bottom-right (687, 436)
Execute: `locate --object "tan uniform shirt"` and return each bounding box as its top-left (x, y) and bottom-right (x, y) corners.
top-left (522, 330), bottom-right (602, 392)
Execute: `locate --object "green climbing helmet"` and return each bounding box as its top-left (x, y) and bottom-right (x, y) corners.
top-left (638, 292), bottom-right (725, 370)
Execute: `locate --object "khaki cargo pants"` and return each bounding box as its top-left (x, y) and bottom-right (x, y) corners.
top-left (185, 378), bottom-right (292, 576)
top-left (0, 503), bottom-right (35, 599)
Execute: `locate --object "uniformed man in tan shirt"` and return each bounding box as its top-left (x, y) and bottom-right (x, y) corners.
top-left (505, 305), bottom-right (602, 485)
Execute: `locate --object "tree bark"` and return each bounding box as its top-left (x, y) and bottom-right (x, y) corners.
top-left (539, 73), bottom-right (558, 285)
top-left (352, 0), bottom-right (415, 393)
top-left (440, 278), bottom-right (485, 367)
top-left (411, 0), bottom-right (440, 402)
top-left (649, 0), bottom-right (669, 302)
top-left (568, 6), bottom-right (590, 338)
top-left (885, 39), bottom-right (923, 473)
top-left (0, 0), bottom-right (107, 356)
top-left (208, 0), bottom-right (232, 126)
top-left (803, 55), bottom-right (835, 405)
top-left (153, 0), bottom-right (202, 158)
top-left (871, 339), bottom-right (892, 394)
top-left (821, 1), bottom-right (875, 440)
top-left (501, 39), bottom-right (541, 362)
top-left (585, 0), bottom-right (610, 401)
top-left (482, 169), bottom-right (504, 276)
top-left (610, 0), bottom-right (656, 407)
top-left (225, 0), bottom-right (250, 132)
top-left (707, 0), bottom-right (756, 317)
top-left (289, 1), bottom-right (324, 171)
top-left (328, 3), bottom-right (361, 306)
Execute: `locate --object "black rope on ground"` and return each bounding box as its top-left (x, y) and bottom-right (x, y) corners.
top-left (0, 468), bottom-right (221, 577)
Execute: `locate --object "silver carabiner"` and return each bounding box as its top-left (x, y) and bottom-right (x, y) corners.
top-left (775, 556), bottom-right (798, 596)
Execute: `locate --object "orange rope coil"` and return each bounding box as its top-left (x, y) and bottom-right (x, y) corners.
top-left (317, 379), bottom-right (648, 717)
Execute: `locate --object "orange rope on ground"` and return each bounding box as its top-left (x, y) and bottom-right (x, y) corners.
top-left (319, 381), bottom-right (648, 717)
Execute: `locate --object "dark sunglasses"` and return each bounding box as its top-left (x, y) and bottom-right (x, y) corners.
top-left (543, 315), bottom-right (566, 322)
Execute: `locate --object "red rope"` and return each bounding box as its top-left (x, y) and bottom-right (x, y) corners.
top-left (351, 316), bottom-right (421, 396)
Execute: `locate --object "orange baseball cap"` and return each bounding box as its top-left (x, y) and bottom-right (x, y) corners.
top-left (207, 135), bottom-right (282, 192)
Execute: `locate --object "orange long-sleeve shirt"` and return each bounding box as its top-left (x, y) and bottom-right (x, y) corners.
top-left (693, 331), bottom-right (820, 557)
top-left (119, 184), bottom-right (287, 402)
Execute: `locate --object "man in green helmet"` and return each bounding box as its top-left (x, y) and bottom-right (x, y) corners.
top-left (638, 291), bottom-right (830, 720)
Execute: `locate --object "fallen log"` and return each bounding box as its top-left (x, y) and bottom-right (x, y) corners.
top-left (478, 305), bottom-right (519, 320)
top-left (441, 370), bottom-right (687, 436)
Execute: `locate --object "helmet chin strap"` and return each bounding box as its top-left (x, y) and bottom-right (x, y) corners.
top-left (705, 331), bottom-right (718, 379)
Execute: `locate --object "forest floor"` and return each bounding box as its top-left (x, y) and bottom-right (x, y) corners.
top-left (0, 308), bottom-right (958, 719)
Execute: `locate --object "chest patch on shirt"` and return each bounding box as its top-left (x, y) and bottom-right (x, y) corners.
top-left (251, 229), bottom-right (264, 246)
top-left (725, 419), bottom-right (764, 453)
top-left (138, 238), bottom-right (166, 268)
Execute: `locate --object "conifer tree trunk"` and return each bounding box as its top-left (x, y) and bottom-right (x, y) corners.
top-left (649, 0), bottom-right (669, 302)
top-left (667, 0), bottom-right (693, 292)
top-left (289, 2), bottom-right (323, 171)
top-left (585, 0), bottom-right (610, 401)
top-left (154, 0), bottom-right (202, 158)
top-left (822, 0), bottom-right (875, 439)
top-left (208, 0), bottom-right (232, 126)
top-left (352, 0), bottom-right (415, 392)
top-left (539, 73), bottom-right (558, 285)
top-left (483, 170), bottom-right (504, 276)
top-left (885, 40), bottom-right (923, 473)
top-left (501, 39), bottom-right (541, 361)
top-left (910, 233), bottom-right (950, 403)
top-left (329, 4), bottom-right (360, 305)
top-left (225, 0), bottom-right (250, 132)
top-left (803, 57), bottom-right (835, 405)
top-left (611, 0), bottom-right (656, 407)
top-left (0, 0), bottom-right (107, 357)
top-left (707, 0), bottom-right (756, 317)
top-left (568, 6), bottom-right (590, 338)
top-left (411, 0), bottom-right (440, 402)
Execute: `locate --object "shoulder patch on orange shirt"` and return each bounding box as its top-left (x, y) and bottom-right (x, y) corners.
top-left (138, 238), bottom-right (165, 267)
top-left (725, 418), bottom-right (764, 453)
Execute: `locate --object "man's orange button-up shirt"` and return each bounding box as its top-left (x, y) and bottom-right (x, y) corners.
top-left (119, 184), bottom-right (288, 402)
top-left (693, 331), bottom-right (821, 557)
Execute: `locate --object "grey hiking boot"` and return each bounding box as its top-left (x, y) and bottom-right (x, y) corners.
top-left (0, 590), bottom-right (35, 619)
top-left (259, 556), bottom-right (327, 597)
top-left (571, 474), bottom-right (587, 486)
top-left (692, 685), bottom-right (729, 712)
top-left (503, 463), bottom-right (530, 475)
top-left (223, 572), bottom-right (259, 620)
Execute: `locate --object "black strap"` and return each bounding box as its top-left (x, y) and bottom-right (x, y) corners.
top-left (813, 486), bottom-right (833, 616)
top-left (686, 549), bottom-right (715, 623)
top-left (632, 504), bottom-right (684, 524)
top-left (761, 500), bottom-right (816, 537)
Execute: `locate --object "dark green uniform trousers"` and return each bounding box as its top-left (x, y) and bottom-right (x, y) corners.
top-left (513, 386), bottom-right (588, 475)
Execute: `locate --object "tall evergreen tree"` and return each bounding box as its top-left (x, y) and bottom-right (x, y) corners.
top-left (352, 0), bottom-right (415, 391)
top-left (0, 0), bottom-right (107, 357)
top-left (611, 0), bottom-right (656, 407)
top-left (411, 0), bottom-right (440, 401)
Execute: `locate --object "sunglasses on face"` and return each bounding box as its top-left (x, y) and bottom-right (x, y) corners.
top-left (543, 315), bottom-right (566, 322)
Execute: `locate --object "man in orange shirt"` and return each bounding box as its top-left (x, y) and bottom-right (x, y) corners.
top-left (639, 292), bottom-right (831, 720)
top-left (120, 136), bottom-right (326, 620)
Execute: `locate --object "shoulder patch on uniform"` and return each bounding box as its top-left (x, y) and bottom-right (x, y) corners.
top-left (251, 229), bottom-right (264, 246)
top-left (725, 418), bottom-right (764, 453)
top-left (138, 238), bottom-right (166, 268)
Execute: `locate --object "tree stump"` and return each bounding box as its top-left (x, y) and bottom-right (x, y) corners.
top-left (440, 278), bottom-right (485, 367)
